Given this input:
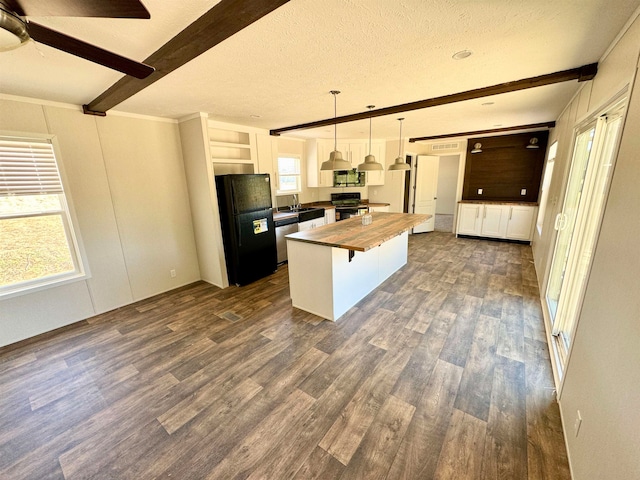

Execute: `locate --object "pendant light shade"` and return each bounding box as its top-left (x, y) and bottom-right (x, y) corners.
top-left (357, 105), bottom-right (383, 172)
top-left (388, 118), bottom-right (410, 171)
top-left (471, 142), bottom-right (483, 154)
top-left (526, 137), bottom-right (540, 149)
top-left (320, 91), bottom-right (352, 171)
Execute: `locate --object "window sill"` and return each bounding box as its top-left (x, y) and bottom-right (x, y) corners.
top-left (0, 272), bottom-right (89, 301)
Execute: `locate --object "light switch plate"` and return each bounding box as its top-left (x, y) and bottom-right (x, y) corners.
top-left (521, 188), bottom-right (527, 195)
top-left (478, 188), bottom-right (483, 195)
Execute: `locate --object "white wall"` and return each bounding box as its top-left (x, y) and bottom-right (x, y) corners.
top-left (435, 155), bottom-right (460, 215)
top-left (368, 140), bottom-right (432, 212)
top-left (0, 98), bottom-right (201, 347)
top-left (531, 14), bottom-right (640, 480)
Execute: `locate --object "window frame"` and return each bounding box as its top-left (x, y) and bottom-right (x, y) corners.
top-left (276, 154), bottom-right (302, 195)
top-left (536, 141), bottom-right (558, 235)
top-left (0, 131), bottom-right (88, 299)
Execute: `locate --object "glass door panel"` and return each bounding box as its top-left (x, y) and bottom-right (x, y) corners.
top-left (546, 123), bottom-right (596, 324)
top-left (553, 114), bottom-right (623, 349)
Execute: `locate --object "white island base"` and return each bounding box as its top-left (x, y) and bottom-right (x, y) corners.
top-left (287, 231), bottom-right (408, 321)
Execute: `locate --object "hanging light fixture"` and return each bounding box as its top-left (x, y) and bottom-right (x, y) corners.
top-left (320, 90), bottom-right (352, 171)
top-left (471, 142), bottom-right (483, 154)
top-left (526, 137), bottom-right (540, 149)
top-left (388, 118), bottom-right (410, 171)
top-left (357, 105), bottom-right (383, 172)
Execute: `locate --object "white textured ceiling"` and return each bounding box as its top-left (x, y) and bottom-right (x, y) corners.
top-left (1, 0), bottom-right (639, 141)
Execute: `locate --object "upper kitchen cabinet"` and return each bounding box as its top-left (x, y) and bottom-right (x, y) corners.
top-left (306, 138), bottom-right (333, 187)
top-left (364, 141), bottom-right (386, 186)
top-left (306, 138), bottom-right (384, 187)
top-left (336, 141), bottom-right (365, 168)
top-left (255, 133), bottom-right (278, 198)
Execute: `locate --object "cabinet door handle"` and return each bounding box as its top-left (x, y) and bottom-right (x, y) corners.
top-left (476, 207), bottom-right (479, 218)
top-left (483, 207), bottom-right (487, 219)
top-left (509, 207), bottom-right (513, 220)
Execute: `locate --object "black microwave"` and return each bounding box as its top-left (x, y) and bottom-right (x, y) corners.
top-left (333, 169), bottom-right (366, 187)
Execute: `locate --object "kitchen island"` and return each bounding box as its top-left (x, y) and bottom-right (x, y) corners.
top-left (286, 212), bottom-right (429, 321)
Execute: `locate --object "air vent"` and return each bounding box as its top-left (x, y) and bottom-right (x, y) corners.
top-left (432, 142), bottom-right (460, 151)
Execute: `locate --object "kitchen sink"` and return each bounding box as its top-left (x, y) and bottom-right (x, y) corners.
top-left (297, 207), bottom-right (325, 222)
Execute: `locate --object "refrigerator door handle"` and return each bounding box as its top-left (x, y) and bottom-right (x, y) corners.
top-left (236, 218), bottom-right (243, 247)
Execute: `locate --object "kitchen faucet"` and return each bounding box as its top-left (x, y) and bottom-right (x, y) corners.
top-left (292, 194), bottom-right (301, 210)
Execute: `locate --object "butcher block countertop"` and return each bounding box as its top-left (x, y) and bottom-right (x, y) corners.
top-left (286, 212), bottom-right (429, 252)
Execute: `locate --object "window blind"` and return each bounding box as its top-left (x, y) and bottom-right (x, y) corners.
top-left (0, 136), bottom-right (63, 197)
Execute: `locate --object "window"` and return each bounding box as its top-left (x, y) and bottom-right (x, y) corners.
top-left (276, 155), bottom-right (301, 194)
top-left (536, 141), bottom-right (557, 234)
top-left (0, 135), bottom-right (84, 296)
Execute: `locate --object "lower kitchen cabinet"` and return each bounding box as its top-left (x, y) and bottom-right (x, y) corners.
top-left (298, 217), bottom-right (326, 231)
top-left (480, 204), bottom-right (509, 238)
top-left (505, 205), bottom-right (537, 240)
top-left (325, 208), bottom-right (336, 224)
top-left (456, 202), bottom-right (537, 242)
top-left (368, 205), bottom-right (390, 213)
top-left (457, 203), bottom-right (482, 235)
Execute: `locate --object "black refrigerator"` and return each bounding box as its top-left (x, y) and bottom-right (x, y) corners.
top-left (215, 174), bottom-right (277, 286)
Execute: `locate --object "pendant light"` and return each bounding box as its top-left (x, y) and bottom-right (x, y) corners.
top-left (526, 137), bottom-right (540, 149)
top-left (320, 90), bottom-right (352, 171)
top-left (357, 105), bottom-right (383, 171)
top-left (388, 118), bottom-right (410, 171)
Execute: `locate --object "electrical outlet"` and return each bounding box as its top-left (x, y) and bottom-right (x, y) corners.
top-left (170, 269), bottom-right (176, 278)
top-left (477, 188), bottom-right (483, 195)
top-left (574, 410), bottom-right (582, 437)
top-left (521, 188), bottom-right (527, 195)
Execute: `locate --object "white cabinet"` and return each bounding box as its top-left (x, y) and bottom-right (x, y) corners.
top-left (298, 217), bottom-right (326, 231)
top-left (506, 205), bottom-right (537, 240)
top-left (325, 208), bottom-right (336, 224)
top-left (480, 204), bottom-right (509, 238)
top-left (337, 141), bottom-right (364, 167)
top-left (457, 204), bottom-right (482, 235)
top-left (368, 205), bottom-right (390, 213)
top-left (306, 139), bottom-right (334, 187)
top-left (255, 133), bottom-right (278, 201)
top-left (307, 138), bottom-right (384, 188)
top-left (364, 141), bottom-right (386, 186)
top-left (457, 203), bottom-right (537, 242)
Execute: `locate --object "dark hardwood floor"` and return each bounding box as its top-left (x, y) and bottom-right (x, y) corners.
top-left (0, 232), bottom-right (571, 479)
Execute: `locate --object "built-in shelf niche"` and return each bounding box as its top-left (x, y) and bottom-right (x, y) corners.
top-left (208, 127), bottom-right (256, 165)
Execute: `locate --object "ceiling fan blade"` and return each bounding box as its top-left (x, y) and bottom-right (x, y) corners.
top-left (6, 0), bottom-right (150, 18)
top-left (27, 22), bottom-right (154, 79)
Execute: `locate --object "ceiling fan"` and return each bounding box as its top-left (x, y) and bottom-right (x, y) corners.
top-left (0, 0), bottom-right (154, 79)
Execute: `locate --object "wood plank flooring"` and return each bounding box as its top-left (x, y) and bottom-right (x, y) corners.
top-left (0, 232), bottom-right (571, 479)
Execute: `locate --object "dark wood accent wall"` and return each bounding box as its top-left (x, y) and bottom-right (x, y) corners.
top-left (462, 131), bottom-right (549, 203)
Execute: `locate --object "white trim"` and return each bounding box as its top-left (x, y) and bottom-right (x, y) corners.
top-left (107, 109), bottom-right (178, 124)
top-left (178, 112), bottom-right (209, 123)
top-left (0, 131), bottom-right (90, 299)
top-left (0, 93), bottom-right (178, 124)
top-left (207, 118), bottom-right (269, 135)
top-left (0, 93), bottom-right (82, 112)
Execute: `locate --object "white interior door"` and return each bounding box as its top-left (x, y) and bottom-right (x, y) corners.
top-left (413, 155), bottom-right (439, 233)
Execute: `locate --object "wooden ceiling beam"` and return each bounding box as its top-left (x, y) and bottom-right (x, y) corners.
top-left (269, 63), bottom-right (597, 136)
top-left (83, 0), bottom-right (291, 115)
top-left (409, 121), bottom-right (556, 143)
